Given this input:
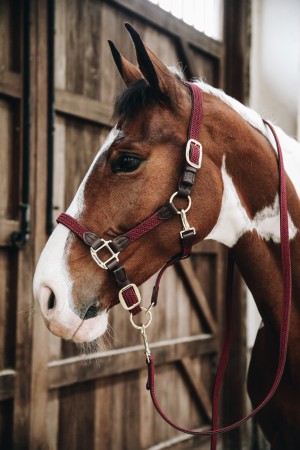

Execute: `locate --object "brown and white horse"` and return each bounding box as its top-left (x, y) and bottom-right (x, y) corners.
top-left (33, 25), bottom-right (300, 449)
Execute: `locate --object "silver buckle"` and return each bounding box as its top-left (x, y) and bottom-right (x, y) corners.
top-left (186, 138), bottom-right (202, 169)
top-left (119, 284), bottom-right (141, 311)
top-left (90, 240), bottom-right (120, 270)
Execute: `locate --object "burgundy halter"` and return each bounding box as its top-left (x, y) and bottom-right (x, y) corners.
top-left (57, 82), bottom-right (203, 317)
top-left (57, 83), bottom-right (291, 450)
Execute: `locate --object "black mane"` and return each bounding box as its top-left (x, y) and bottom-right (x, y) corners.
top-left (113, 79), bottom-right (167, 120)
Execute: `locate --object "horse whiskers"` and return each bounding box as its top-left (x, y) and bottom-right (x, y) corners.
top-left (77, 338), bottom-right (102, 357)
top-left (17, 305), bottom-right (36, 315)
top-left (76, 327), bottom-right (114, 357)
top-left (17, 305), bottom-right (36, 324)
top-left (105, 322), bottom-right (119, 346)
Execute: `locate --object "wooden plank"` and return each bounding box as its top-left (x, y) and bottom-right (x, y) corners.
top-left (193, 240), bottom-right (222, 254)
top-left (0, 369), bottom-right (15, 401)
top-left (106, 0), bottom-right (223, 58)
top-left (55, 88), bottom-right (113, 126)
top-left (177, 259), bottom-right (218, 334)
top-left (14, 0), bottom-right (50, 448)
top-left (48, 335), bottom-right (217, 389)
top-left (0, 220), bottom-right (20, 247)
top-left (58, 382), bottom-right (95, 450)
top-left (0, 71), bottom-right (22, 98)
top-left (0, 97), bottom-right (21, 221)
top-left (224, 0), bottom-right (250, 102)
top-left (180, 358), bottom-right (212, 421)
top-left (94, 378), bottom-right (113, 449)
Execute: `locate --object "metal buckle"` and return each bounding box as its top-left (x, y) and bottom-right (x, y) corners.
top-left (186, 138), bottom-right (202, 169)
top-left (119, 284), bottom-right (142, 311)
top-left (90, 240), bottom-right (120, 270)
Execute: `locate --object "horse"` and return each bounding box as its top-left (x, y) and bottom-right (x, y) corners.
top-left (33, 23), bottom-right (300, 449)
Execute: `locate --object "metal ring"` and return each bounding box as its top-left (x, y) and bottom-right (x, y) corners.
top-left (130, 307), bottom-right (152, 330)
top-left (169, 191), bottom-right (192, 214)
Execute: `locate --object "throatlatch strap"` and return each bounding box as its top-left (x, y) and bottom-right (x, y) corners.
top-left (145, 119), bottom-right (292, 441)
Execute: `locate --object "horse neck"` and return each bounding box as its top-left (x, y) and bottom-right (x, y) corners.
top-left (200, 96), bottom-right (300, 349)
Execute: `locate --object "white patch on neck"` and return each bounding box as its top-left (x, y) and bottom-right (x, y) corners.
top-left (205, 156), bottom-right (298, 247)
top-left (195, 80), bottom-right (300, 200)
top-left (67, 125), bottom-right (122, 217)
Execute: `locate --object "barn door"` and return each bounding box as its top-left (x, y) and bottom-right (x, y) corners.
top-left (0, 1), bottom-right (34, 448)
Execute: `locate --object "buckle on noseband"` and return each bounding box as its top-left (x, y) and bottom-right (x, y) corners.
top-left (90, 240), bottom-right (120, 270)
top-left (119, 284), bottom-right (142, 311)
top-left (186, 139), bottom-right (202, 169)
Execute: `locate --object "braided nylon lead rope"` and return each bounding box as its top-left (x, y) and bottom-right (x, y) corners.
top-left (145, 119), bottom-right (292, 445)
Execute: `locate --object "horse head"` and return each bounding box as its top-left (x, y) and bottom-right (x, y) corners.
top-left (33, 24), bottom-right (224, 343)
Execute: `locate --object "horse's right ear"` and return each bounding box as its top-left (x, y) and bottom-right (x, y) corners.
top-left (108, 40), bottom-right (143, 86)
top-left (125, 23), bottom-right (182, 96)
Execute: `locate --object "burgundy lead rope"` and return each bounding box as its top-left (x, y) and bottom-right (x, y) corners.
top-left (145, 120), bottom-right (292, 444)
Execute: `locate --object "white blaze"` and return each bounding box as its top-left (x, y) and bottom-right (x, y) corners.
top-left (33, 127), bottom-right (121, 342)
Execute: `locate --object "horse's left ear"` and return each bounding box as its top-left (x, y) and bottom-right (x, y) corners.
top-left (125, 23), bottom-right (182, 95)
top-left (108, 40), bottom-right (143, 86)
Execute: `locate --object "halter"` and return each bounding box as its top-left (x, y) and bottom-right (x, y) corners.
top-left (57, 82), bottom-right (203, 319)
top-left (57, 83), bottom-right (291, 450)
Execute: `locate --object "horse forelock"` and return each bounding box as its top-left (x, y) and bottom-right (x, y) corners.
top-left (113, 66), bottom-right (185, 121)
top-left (113, 79), bottom-right (167, 120)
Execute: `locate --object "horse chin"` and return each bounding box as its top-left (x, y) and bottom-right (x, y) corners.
top-left (72, 313), bottom-right (109, 343)
top-left (43, 310), bottom-right (109, 343)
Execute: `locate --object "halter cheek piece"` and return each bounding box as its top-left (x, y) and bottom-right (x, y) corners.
top-left (57, 82), bottom-right (203, 319)
top-left (56, 83), bottom-right (292, 446)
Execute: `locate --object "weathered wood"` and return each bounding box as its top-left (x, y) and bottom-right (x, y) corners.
top-left (180, 357), bottom-right (212, 421)
top-left (0, 97), bottom-right (21, 221)
top-left (193, 240), bottom-right (221, 254)
top-left (58, 381), bottom-right (96, 450)
top-left (177, 259), bottom-right (218, 334)
top-left (55, 88), bottom-right (113, 126)
top-left (48, 335), bottom-right (216, 389)
top-left (17, 1), bottom-right (50, 448)
top-left (0, 369), bottom-right (15, 401)
top-left (0, 220), bottom-right (20, 246)
top-left (224, 0), bottom-right (250, 101)
top-left (222, 2), bottom-right (250, 448)
top-left (0, 71), bottom-right (22, 98)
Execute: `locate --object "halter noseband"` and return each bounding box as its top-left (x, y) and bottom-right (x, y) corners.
top-left (57, 82), bottom-right (203, 318)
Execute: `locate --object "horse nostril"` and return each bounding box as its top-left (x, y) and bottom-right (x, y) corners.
top-left (48, 291), bottom-right (56, 310)
top-left (84, 304), bottom-right (98, 320)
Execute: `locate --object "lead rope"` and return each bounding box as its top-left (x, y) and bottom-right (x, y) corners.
top-left (141, 119), bottom-right (292, 445)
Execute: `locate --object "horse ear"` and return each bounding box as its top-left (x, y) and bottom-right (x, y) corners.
top-left (108, 40), bottom-right (143, 86)
top-left (125, 22), bottom-right (180, 95)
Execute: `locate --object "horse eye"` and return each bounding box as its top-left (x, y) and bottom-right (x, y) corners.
top-left (111, 154), bottom-right (142, 173)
